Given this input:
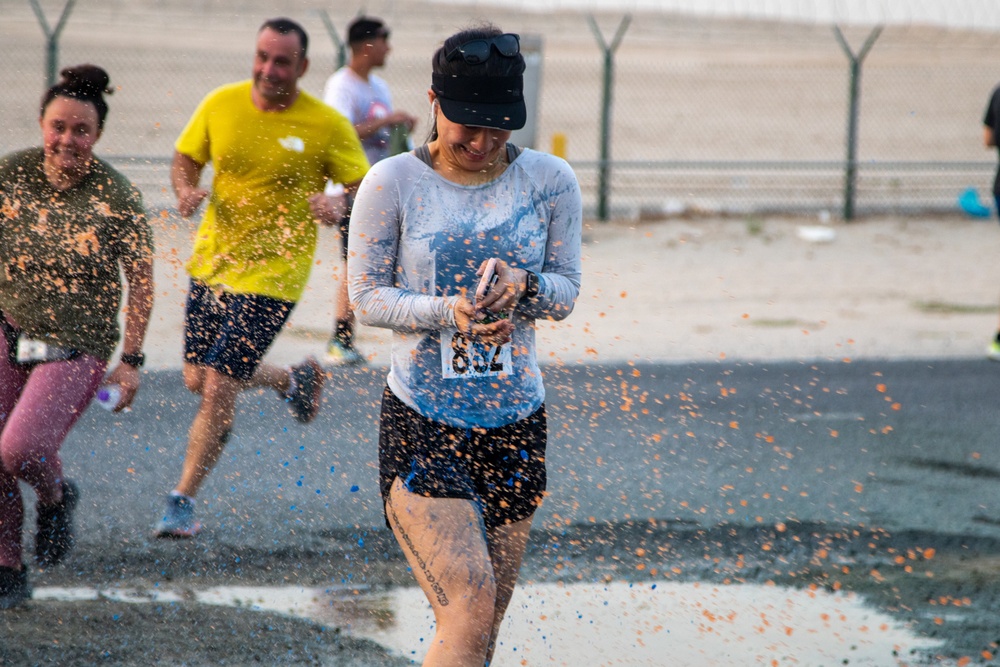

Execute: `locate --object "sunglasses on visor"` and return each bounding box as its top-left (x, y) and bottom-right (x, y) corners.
top-left (445, 33), bottom-right (520, 65)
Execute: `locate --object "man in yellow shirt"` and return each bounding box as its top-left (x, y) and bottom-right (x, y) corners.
top-left (155, 17), bottom-right (369, 538)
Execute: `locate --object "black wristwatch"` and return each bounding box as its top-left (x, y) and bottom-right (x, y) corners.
top-left (522, 270), bottom-right (540, 300)
top-left (120, 352), bottom-right (145, 368)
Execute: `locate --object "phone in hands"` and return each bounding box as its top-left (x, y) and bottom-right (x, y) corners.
top-left (475, 258), bottom-right (509, 323)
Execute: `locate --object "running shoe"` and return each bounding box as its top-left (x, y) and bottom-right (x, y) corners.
top-left (153, 494), bottom-right (202, 538)
top-left (325, 339), bottom-right (365, 366)
top-left (286, 357), bottom-right (324, 423)
top-left (0, 565), bottom-right (30, 609)
top-left (988, 340), bottom-right (1000, 361)
top-left (35, 479), bottom-right (79, 567)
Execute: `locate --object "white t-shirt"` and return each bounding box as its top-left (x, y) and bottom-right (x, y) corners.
top-left (347, 147), bottom-right (583, 429)
top-left (323, 67), bottom-right (395, 165)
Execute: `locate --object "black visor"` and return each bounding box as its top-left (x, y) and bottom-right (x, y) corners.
top-left (432, 73), bottom-right (526, 131)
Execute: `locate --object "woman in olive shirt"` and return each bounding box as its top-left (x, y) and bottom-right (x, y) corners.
top-left (0, 64), bottom-right (154, 608)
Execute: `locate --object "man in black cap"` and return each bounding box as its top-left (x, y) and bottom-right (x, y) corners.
top-left (322, 16), bottom-right (417, 365)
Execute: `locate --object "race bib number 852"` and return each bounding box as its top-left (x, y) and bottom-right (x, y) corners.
top-left (440, 329), bottom-right (512, 379)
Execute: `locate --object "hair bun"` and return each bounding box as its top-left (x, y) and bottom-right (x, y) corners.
top-left (59, 64), bottom-right (113, 97)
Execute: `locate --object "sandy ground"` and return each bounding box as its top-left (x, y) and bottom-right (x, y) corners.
top-left (141, 212), bottom-right (1000, 372)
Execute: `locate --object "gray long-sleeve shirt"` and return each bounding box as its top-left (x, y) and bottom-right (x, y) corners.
top-left (348, 148), bottom-right (582, 428)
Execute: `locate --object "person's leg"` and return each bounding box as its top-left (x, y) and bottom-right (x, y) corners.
top-left (175, 364), bottom-right (241, 498)
top-left (248, 361), bottom-right (292, 394)
top-left (386, 478), bottom-right (498, 667)
top-left (471, 405), bottom-right (547, 664)
top-left (175, 356), bottom-right (301, 501)
top-left (483, 516), bottom-right (534, 666)
top-left (1, 356), bottom-right (104, 501)
top-left (327, 211), bottom-right (364, 365)
top-left (184, 357), bottom-right (290, 396)
top-left (158, 283), bottom-right (317, 536)
top-left (0, 337), bottom-right (29, 570)
top-left (159, 284), bottom-right (252, 536)
top-left (333, 264), bottom-right (357, 341)
top-left (177, 355), bottom-right (290, 498)
top-left (0, 355), bottom-right (104, 567)
top-left (0, 333), bottom-right (31, 606)
top-left (992, 197), bottom-right (1000, 359)
top-left (335, 261), bottom-right (355, 337)
top-left (335, 210), bottom-right (355, 340)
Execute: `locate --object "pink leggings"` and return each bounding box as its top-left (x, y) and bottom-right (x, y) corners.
top-left (0, 334), bottom-right (105, 569)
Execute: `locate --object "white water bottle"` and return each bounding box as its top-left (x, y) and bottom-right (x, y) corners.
top-left (95, 385), bottom-right (122, 411)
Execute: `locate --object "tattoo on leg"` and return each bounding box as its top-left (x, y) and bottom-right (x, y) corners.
top-left (387, 498), bottom-right (450, 606)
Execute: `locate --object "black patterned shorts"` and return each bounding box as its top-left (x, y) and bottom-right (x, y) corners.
top-left (183, 280), bottom-right (293, 382)
top-left (378, 386), bottom-right (547, 531)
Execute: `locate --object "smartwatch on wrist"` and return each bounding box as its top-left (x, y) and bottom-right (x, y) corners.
top-left (522, 270), bottom-right (540, 300)
top-left (120, 352), bottom-right (145, 368)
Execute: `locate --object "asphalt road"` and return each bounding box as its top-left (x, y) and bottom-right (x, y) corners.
top-left (6, 359), bottom-right (1000, 665)
top-left (61, 358), bottom-right (1000, 542)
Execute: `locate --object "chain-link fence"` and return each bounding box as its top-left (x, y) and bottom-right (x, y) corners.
top-left (3, 0), bottom-right (999, 219)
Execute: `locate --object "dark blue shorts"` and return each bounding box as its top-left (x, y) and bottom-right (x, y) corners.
top-left (183, 280), bottom-right (293, 382)
top-left (378, 386), bottom-right (547, 531)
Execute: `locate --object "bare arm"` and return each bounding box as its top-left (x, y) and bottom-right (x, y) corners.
top-left (103, 255), bottom-right (154, 411)
top-left (171, 151), bottom-right (209, 218)
top-left (354, 111), bottom-right (417, 140)
top-left (986, 126), bottom-right (996, 148)
top-left (308, 178), bottom-right (365, 226)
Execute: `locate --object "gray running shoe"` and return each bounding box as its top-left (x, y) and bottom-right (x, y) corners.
top-left (325, 339), bottom-right (365, 366)
top-left (153, 494), bottom-right (202, 538)
top-left (35, 479), bottom-right (79, 567)
top-left (286, 357), bottom-right (324, 423)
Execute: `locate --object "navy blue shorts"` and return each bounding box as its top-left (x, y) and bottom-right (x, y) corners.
top-left (183, 280), bottom-right (293, 382)
top-left (378, 387), bottom-right (547, 531)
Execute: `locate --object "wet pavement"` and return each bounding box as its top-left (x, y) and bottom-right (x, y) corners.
top-left (4, 359), bottom-right (1000, 664)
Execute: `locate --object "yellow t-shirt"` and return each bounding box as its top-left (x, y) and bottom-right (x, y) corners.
top-left (176, 81), bottom-right (369, 302)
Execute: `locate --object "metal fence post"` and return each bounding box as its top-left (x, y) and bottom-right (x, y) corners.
top-left (28, 0), bottom-right (77, 88)
top-left (317, 9), bottom-right (347, 71)
top-left (833, 25), bottom-right (882, 221)
top-left (588, 14), bottom-right (631, 222)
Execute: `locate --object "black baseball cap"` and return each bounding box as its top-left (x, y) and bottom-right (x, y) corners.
top-left (431, 73), bottom-right (526, 131)
top-left (348, 17), bottom-right (389, 44)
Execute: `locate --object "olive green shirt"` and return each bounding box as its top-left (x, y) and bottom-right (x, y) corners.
top-left (0, 148), bottom-right (153, 360)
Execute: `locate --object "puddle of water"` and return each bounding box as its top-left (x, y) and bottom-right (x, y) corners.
top-left (34, 581), bottom-right (940, 666)
top-left (337, 582), bottom-right (943, 666)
